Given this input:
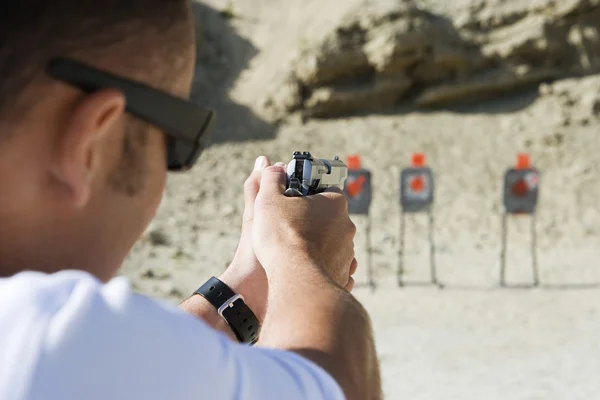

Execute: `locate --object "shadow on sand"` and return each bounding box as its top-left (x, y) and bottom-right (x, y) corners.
top-left (190, 2), bottom-right (277, 145)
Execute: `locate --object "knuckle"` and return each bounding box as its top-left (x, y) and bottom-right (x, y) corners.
top-left (348, 220), bottom-right (357, 237)
top-left (329, 192), bottom-right (348, 209)
top-left (265, 165), bottom-right (283, 175)
top-left (339, 193), bottom-right (349, 206)
top-left (243, 171), bottom-right (260, 189)
top-left (243, 177), bottom-right (254, 190)
top-left (259, 168), bottom-right (276, 182)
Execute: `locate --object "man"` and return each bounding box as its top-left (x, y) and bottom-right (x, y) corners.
top-left (0, 1), bottom-right (382, 399)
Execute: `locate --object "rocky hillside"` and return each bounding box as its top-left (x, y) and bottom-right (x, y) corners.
top-left (265, 0), bottom-right (600, 119)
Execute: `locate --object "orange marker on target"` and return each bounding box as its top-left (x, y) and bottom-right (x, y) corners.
top-left (412, 153), bottom-right (425, 167)
top-left (516, 153), bottom-right (530, 170)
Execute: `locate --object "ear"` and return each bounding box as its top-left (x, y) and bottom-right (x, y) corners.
top-left (52, 88), bottom-right (126, 208)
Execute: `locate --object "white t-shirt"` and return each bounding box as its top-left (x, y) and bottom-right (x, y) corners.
top-left (0, 271), bottom-right (345, 400)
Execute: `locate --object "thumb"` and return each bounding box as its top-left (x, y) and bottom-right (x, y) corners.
top-left (259, 165), bottom-right (288, 196)
top-left (244, 157), bottom-right (271, 203)
top-left (243, 156), bottom-right (271, 222)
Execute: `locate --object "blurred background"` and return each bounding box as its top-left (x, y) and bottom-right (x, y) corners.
top-left (121, 0), bottom-right (600, 398)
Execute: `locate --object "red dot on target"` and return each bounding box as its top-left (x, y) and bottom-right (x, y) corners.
top-left (512, 179), bottom-right (528, 197)
top-left (410, 176), bottom-right (425, 193)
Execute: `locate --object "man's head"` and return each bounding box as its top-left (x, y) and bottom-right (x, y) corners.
top-left (0, 0), bottom-right (196, 281)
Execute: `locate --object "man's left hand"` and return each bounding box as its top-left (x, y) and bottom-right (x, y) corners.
top-left (218, 156), bottom-right (279, 322)
top-left (180, 157), bottom-right (274, 333)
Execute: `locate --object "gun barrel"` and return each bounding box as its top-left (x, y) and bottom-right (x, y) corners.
top-left (320, 159), bottom-right (348, 187)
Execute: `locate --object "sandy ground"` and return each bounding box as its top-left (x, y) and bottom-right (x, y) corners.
top-left (121, 1), bottom-right (600, 398)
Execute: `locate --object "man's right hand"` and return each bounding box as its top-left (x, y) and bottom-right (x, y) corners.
top-left (253, 163), bottom-right (382, 400)
top-left (252, 165), bottom-right (357, 290)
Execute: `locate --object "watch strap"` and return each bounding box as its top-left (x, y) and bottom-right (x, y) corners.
top-left (194, 277), bottom-right (260, 345)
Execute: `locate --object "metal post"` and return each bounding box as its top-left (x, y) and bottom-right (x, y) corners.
top-left (500, 213), bottom-right (508, 287)
top-left (501, 213), bottom-right (539, 288)
top-left (398, 211), bottom-right (405, 287)
top-left (365, 213), bottom-right (375, 292)
top-left (531, 214), bottom-right (540, 287)
top-left (428, 210), bottom-right (440, 288)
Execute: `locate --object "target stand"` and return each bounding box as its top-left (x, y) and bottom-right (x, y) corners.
top-left (343, 155), bottom-right (375, 292)
top-left (398, 153), bottom-right (440, 288)
top-left (499, 154), bottom-right (540, 287)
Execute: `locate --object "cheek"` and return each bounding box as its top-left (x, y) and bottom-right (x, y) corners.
top-left (146, 132), bottom-right (167, 207)
top-left (132, 129), bottom-right (167, 230)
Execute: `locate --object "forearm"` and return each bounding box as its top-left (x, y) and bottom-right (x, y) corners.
top-left (179, 266), bottom-right (267, 341)
top-left (179, 294), bottom-right (237, 340)
top-left (259, 267), bottom-right (382, 400)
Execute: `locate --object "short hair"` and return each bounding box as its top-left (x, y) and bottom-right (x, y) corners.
top-left (0, 0), bottom-right (193, 123)
top-left (0, 1), bottom-right (194, 195)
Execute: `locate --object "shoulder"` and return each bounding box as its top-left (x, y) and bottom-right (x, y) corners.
top-left (0, 270), bottom-right (109, 326)
top-left (0, 271), bottom-right (145, 399)
top-left (0, 272), bottom-right (344, 400)
top-left (0, 270), bottom-right (213, 346)
top-left (0, 271), bottom-right (231, 399)
top-left (0, 270), bottom-right (188, 357)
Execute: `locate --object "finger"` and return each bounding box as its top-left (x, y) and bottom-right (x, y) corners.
top-left (254, 156), bottom-right (271, 171)
top-left (349, 258), bottom-right (358, 276)
top-left (244, 157), bottom-right (272, 219)
top-left (245, 157), bottom-right (272, 202)
top-left (259, 166), bottom-right (288, 195)
top-left (272, 162), bottom-right (287, 176)
top-left (344, 277), bottom-right (355, 292)
top-left (243, 170), bottom-right (262, 215)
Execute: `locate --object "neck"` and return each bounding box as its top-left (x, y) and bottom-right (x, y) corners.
top-left (0, 228), bottom-right (115, 282)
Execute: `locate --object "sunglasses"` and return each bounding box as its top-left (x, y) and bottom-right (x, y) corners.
top-left (47, 58), bottom-right (215, 172)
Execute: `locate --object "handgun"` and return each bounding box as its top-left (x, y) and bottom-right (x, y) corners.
top-left (284, 151), bottom-right (348, 197)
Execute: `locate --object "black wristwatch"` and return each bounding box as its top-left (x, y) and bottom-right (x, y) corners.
top-left (194, 277), bottom-right (260, 345)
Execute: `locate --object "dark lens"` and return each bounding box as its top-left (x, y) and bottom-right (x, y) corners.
top-left (166, 111), bottom-right (215, 172)
top-left (167, 139), bottom-right (202, 172)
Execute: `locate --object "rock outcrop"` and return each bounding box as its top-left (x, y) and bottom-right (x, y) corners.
top-left (265, 0), bottom-right (600, 119)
